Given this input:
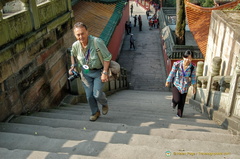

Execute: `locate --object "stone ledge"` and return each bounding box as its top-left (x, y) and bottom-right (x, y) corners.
top-left (189, 98), bottom-right (240, 136)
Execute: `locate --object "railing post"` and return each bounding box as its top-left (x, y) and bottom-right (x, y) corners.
top-left (28, 0), bottom-right (40, 30)
top-left (66, 0), bottom-right (74, 18)
top-left (195, 61), bottom-right (204, 99)
top-left (226, 57), bottom-right (240, 116)
top-left (205, 57), bottom-right (222, 106)
top-left (0, 3), bottom-right (3, 20)
top-left (196, 61), bottom-right (204, 77)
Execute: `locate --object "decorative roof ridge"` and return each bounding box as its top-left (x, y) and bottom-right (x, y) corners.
top-left (185, 0), bottom-right (240, 11)
top-left (99, 0), bottom-right (126, 45)
top-left (72, 0), bottom-right (123, 6)
top-left (185, 0), bottom-right (240, 57)
top-left (81, 0), bottom-right (120, 4)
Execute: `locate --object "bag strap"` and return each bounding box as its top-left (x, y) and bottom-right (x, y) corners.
top-left (94, 38), bottom-right (113, 77)
top-left (190, 64), bottom-right (194, 77)
top-left (94, 37), bottom-right (104, 65)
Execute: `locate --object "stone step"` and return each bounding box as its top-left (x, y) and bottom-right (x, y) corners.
top-left (51, 104), bottom-right (220, 124)
top-left (32, 112), bottom-right (227, 133)
top-left (29, 110), bottom-right (229, 134)
top-left (58, 103), bottom-right (206, 117)
top-left (1, 90), bottom-right (238, 159)
top-left (106, 90), bottom-right (172, 103)
top-left (0, 132), bottom-right (239, 158)
top-left (60, 91), bottom-right (202, 119)
top-left (36, 107), bottom-right (216, 128)
top-left (66, 90), bottom-right (214, 119)
top-left (0, 132), bottom-right (182, 159)
top-left (0, 123), bottom-right (239, 147)
top-left (0, 148), bottom-right (102, 159)
top-left (1, 147), bottom-right (238, 159)
top-left (8, 116), bottom-right (239, 143)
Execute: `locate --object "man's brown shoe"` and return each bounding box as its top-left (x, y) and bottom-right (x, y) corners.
top-left (89, 111), bottom-right (100, 121)
top-left (102, 105), bottom-right (108, 115)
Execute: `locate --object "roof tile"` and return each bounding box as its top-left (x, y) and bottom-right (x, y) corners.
top-left (185, 0), bottom-right (240, 57)
top-left (72, 1), bottom-right (116, 37)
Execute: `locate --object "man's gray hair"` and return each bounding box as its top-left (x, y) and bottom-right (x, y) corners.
top-left (73, 22), bottom-right (88, 30)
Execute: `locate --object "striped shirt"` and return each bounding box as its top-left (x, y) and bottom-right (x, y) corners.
top-left (166, 60), bottom-right (196, 94)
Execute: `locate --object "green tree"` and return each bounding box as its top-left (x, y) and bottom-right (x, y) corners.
top-left (175, 0), bottom-right (185, 45)
top-left (152, 0), bottom-right (160, 4)
top-left (189, 0), bottom-right (215, 7)
top-left (163, 0), bottom-right (176, 7)
top-left (201, 0), bottom-right (214, 7)
top-left (233, 3), bottom-right (240, 10)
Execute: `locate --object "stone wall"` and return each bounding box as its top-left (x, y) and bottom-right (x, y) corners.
top-left (188, 10), bottom-right (240, 134)
top-left (189, 57), bottom-right (240, 135)
top-left (0, 0), bottom-right (75, 121)
top-left (204, 10), bottom-right (240, 76)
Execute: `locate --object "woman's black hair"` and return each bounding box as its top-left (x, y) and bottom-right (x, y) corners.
top-left (183, 50), bottom-right (194, 58)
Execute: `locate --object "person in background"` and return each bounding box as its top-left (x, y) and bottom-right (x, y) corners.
top-left (133, 15), bottom-right (137, 27)
top-left (125, 21), bottom-right (129, 35)
top-left (154, 3), bottom-right (159, 14)
top-left (128, 21), bottom-right (132, 33)
top-left (130, 34), bottom-right (135, 50)
top-left (154, 18), bottom-right (158, 28)
top-left (135, 0), bottom-right (138, 6)
top-left (156, 18), bottom-right (159, 28)
top-left (165, 50), bottom-right (197, 118)
top-left (149, 18), bottom-right (154, 30)
top-left (138, 15), bottom-right (142, 31)
top-left (146, 9), bottom-right (150, 17)
top-left (130, 4), bottom-right (133, 17)
top-left (69, 22), bottom-right (112, 121)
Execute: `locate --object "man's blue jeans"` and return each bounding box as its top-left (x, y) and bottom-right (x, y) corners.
top-left (81, 69), bottom-right (108, 115)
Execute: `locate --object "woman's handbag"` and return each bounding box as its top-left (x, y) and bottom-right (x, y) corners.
top-left (94, 38), bottom-right (120, 80)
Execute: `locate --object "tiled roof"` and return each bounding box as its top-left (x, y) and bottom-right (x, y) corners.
top-left (72, 1), bottom-right (116, 38)
top-left (185, 0), bottom-right (240, 57)
top-left (100, 0), bottom-right (126, 44)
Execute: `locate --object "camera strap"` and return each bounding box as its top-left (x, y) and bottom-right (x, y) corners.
top-left (181, 63), bottom-right (194, 77)
top-left (84, 49), bottom-right (90, 65)
top-left (181, 65), bottom-right (186, 77)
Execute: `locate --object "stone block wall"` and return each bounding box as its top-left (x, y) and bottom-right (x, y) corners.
top-left (189, 58), bottom-right (240, 134)
top-left (204, 10), bottom-right (240, 76)
top-left (0, 0), bottom-right (75, 121)
top-left (0, 19), bottom-right (75, 121)
top-left (187, 10), bottom-right (240, 134)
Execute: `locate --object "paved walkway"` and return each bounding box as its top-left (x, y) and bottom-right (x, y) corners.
top-left (118, 2), bottom-right (169, 91)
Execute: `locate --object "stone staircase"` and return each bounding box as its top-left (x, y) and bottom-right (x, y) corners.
top-left (0, 90), bottom-right (239, 159)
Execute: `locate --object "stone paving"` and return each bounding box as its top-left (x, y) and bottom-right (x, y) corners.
top-left (118, 2), bottom-right (169, 91)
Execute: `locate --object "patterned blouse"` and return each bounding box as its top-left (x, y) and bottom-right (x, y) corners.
top-left (166, 60), bottom-right (196, 94)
